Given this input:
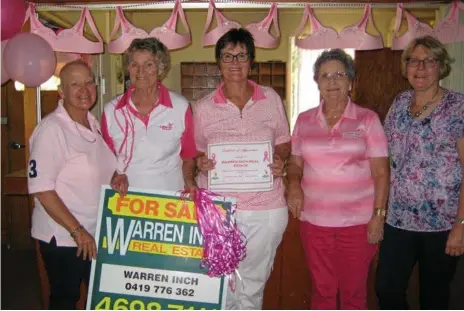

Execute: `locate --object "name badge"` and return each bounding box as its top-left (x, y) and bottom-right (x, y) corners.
top-left (342, 131), bottom-right (362, 139)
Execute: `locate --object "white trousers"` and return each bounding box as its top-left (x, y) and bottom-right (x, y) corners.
top-left (226, 207), bottom-right (288, 310)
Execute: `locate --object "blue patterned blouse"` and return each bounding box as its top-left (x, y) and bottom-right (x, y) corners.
top-left (384, 89), bottom-right (464, 232)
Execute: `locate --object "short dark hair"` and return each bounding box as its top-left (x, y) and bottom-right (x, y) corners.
top-left (215, 28), bottom-right (255, 64)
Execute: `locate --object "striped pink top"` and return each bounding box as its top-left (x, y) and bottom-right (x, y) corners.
top-left (194, 81), bottom-right (291, 211)
top-left (292, 99), bottom-right (388, 227)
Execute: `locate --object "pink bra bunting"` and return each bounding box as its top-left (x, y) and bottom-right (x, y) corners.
top-left (202, 0), bottom-right (241, 47)
top-left (295, 3), bottom-right (383, 50)
top-left (202, 0), bottom-right (281, 49)
top-left (392, 1), bottom-right (464, 50)
top-left (108, 0), bottom-right (191, 54)
top-left (245, 3), bottom-right (281, 49)
top-left (23, 3), bottom-right (104, 54)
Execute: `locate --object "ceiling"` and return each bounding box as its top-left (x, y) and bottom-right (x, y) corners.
top-left (29, 0), bottom-right (449, 4)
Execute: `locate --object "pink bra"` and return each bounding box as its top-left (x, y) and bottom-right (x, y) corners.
top-left (108, 0), bottom-right (191, 53)
top-left (392, 1), bottom-right (464, 50)
top-left (295, 4), bottom-right (383, 50)
top-left (202, 0), bottom-right (281, 49)
top-left (23, 3), bottom-right (104, 54)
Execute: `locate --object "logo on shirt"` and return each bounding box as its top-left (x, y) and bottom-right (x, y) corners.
top-left (159, 122), bottom-right (174, 131)
top-left (342, 130), bottom-right (363, 139)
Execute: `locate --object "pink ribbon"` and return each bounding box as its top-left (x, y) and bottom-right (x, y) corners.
top-left (263, 151), bottom-right (269, 162)
top-left (181, 189), bottom-right (247, 283)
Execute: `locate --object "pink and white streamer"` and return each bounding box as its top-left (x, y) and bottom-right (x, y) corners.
top-left (182, 188), bottom-right (246, 279)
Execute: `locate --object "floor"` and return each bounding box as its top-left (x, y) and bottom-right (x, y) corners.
top-left (1, 244), bottom-right (464, 310)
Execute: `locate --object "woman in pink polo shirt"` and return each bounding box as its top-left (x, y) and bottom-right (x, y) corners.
top-left (101, 37), bottom-right (197, 196)
top-left (28, 60), bottom-right (117, 309)
top-left (286, 49), bottom-right (389, 310)
top-left (193, 28), bottom-right (291, 310)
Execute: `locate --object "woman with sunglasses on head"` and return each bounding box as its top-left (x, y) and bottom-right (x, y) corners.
top-left (286, 49), bottom-right (389, 310)
top-left (193, 28), bottom-right (291, 310)
top-left (375, 36), bottom-right (464, 310)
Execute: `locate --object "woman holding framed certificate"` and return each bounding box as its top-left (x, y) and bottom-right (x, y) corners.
top-left (286, 49), bottom-right (389, 310)
top-left (193, 28), bottom-right (291, 310)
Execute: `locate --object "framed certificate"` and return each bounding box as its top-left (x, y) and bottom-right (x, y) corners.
top-left (207, 141), bottom-right (273, 192)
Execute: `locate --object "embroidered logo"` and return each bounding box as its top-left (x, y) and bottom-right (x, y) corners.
top-left (342, 130), bottom-right (362, 139)
top-left (159, 122), bottom-right (173, 131)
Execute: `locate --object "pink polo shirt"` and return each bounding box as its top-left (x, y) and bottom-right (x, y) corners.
top-left (292, 99), bottom-right (388, 227)
top-left (28, 101), bottom-right (117, 247)
top-left (101, 83), bottom-right (197, 192)
top-left (194, 81), bottom-right (291, 211)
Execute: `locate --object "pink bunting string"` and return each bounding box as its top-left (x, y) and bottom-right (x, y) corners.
top-left (181, 188), bottom-right (247, 280)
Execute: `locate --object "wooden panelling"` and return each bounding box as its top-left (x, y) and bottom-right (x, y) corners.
top-left (352, 48), bottom-right (411, 122)
top-left (263, 245), bottom-right (283, 309)
top-left (41, 92), bottom-right (60, 118)
top-left (2, 195), bottom-right (34, 249)
top-left (278, 216), bottom-right (311, 310)
top-left (2, 83), bottom-right (9, 243)
top-left (4, 82), bottom-right (26, 173)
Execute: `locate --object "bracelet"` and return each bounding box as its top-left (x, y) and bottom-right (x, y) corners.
top-left (373, 208), bottom-right (386, 217)
top-left (70, 225), bottom-right (84, 238)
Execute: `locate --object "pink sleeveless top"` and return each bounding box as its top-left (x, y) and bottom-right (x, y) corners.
top-left (23, 3), bottom-right (103, 54)
top-left (108, 0), bottom-right (191, 53)
top-left (392, 1), bottom-right (464, 50)
top-left (202, 0), bottom-right (281, 49)
top-left (295, 4), bottom-right (383, 50)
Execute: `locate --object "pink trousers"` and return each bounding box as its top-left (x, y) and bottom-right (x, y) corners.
top-left (300, 222), bottom-right (377, 310)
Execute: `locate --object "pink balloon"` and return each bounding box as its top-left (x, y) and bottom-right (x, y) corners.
top-left (4, 33), bottom-right (56, 88)
top-left (1, 41), bottom-right (10, 85)
top-left (1, 0), bottom-right (27, 41)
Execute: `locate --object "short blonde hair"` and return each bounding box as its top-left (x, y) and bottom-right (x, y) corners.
top-left (125, 38), bottom-right (171, 80)
top-left (401, 35), bottom-right (453, 79)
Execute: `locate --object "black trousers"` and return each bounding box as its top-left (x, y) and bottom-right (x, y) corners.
top-left (39, 237), bottom-right (91, 310)
top-left (375, 224), bottom-right (459, 310)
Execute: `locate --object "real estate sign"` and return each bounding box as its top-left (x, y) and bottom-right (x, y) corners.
top-left (87, 186), bottom-right (231, 310)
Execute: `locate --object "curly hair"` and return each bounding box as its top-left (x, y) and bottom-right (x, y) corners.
top-left (125, 37), bottom-right (171, 80)
top-left (313, 49), bottom-right (356, 82)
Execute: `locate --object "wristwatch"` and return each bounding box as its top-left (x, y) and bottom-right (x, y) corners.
top-left (374, 208), bottom-right (386, 217)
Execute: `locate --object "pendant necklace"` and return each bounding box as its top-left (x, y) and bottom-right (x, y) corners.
top-left (408, 88), bottom-right (441, 118)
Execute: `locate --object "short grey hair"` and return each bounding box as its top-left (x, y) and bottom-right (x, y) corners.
top-left (125, 38), bottom-right (171, 80)
top-left (313, 49), bottom-right (356, 81)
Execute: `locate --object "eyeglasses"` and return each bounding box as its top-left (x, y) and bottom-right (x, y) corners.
top-left (406, 58), bottom-right (438, 69)
top-left (318, 72), bottom-right (348, 82)
top-left (220, 53), bottom-right (250, 63)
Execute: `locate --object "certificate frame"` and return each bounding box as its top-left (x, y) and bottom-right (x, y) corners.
top-left (207, 141), bottom-right (273, 192)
